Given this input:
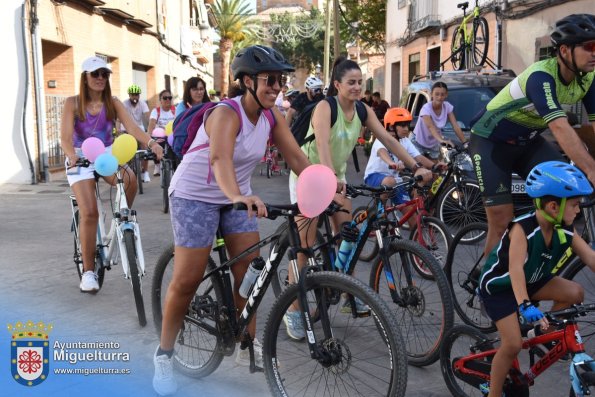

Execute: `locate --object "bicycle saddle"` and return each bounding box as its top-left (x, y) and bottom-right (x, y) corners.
top-left (457, 2), bottom-right (469, 10)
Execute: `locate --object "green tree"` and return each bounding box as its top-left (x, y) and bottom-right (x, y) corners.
top-left (211, 0), bottom-right (255, 95)
top-left (269, 9), bottom-right (325, 73)
top-left (340, 0), bottom-right (386, 52)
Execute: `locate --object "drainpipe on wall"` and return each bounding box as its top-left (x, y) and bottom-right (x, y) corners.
top-left (30, 0), bottom-right (49, 182)
top-left (21, 1), bottom-right (36, 184)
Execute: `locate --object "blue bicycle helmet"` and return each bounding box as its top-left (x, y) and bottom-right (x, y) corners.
top-left (525, 161), bottom-right (592, 198)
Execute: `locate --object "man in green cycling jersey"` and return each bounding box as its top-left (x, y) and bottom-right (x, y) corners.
top-left (469, 14), bottom-right (595, 255)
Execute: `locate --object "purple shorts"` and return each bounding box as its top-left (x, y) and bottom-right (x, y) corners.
top-left (170, 194), bottom-right (258, 248)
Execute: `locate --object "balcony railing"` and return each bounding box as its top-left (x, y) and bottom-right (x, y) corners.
top-left (410, 0), bottom-right (440, 33)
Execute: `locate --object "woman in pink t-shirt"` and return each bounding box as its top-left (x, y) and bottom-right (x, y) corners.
top-left (412, 82), bottom-right (467, 160)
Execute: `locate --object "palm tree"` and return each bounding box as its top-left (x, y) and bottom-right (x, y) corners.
top-left (211, 0), bottom-right (255, 96)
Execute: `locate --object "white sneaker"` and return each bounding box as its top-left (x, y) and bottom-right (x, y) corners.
top-left (153, 346), bottom-right (177, 396)
top-left (154, 163), bottom-right (161, 176)
top-left (235, 338), bottom-right (263, 369)
top-left (79, 271), bottom-right (99, 293)
top-left (142, 171), bottom-right (151, 183)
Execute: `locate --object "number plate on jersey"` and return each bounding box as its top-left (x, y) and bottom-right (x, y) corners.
top-left (511, 182), bottom-right (525, 194)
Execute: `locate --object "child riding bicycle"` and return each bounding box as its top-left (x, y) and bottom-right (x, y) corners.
top-left (477, 161), bottom-right (595, 397)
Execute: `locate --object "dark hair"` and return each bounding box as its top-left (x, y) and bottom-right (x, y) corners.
top-left (372, 92), bottom-right (381, 98)
top-left (158, 89), bottom-right (171, 100)
top-left (536, 195), bottom-right (562, 208)
top-left (364, 90), bottom-right (371, 95)
top-left (228, 82), bottom-right (244, 98)
top-left (431, 82), bottom-right (448, 92)
top-left (182, 77), bottom-right (210, 107)
top-left (326, 57), bottom-right (361, 97)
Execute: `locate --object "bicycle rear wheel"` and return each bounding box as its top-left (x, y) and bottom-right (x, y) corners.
top-left (445, 222), bottom-right (495, 333)
top-left (440, 324), bottom-right (494, 397)
top-left (263, 271), bottom-right (408, 397)
top-left (409, 216), bottom-right (452, 279)
top-left (152, 245), bottom-right (225, 377)
top-left (437, 181), bottom-right (486, 238)
top-left (123, 229), bottom-right (146, 326)
top-left (370, 238), bottom-right (454, 366)
top-left (472, 17), bottom-right (489, 67)
top-left (451, 26), bottom-right (466, 70)
top-left (73, 209), bottom-right (105, 288)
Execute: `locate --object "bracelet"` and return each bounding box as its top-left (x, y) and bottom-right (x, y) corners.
top-left (411, 162), bottom-right (423, 172)
top-left (147, 138), bottom-right (156, 149)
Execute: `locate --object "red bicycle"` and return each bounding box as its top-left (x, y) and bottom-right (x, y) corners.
top-left (259, 140), bottom-right (282, 178)
top-left (441, 303), bottom-right (595, 397)
top-left (353, 168), bottom-right (452, 279)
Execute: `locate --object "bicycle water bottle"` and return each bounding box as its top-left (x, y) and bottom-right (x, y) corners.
top-left (334, 240), bottom-right (355, 272)
top-left (239, 257), bottom-right (266, 298)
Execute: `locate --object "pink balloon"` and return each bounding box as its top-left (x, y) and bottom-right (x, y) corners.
top-left (296, 164), bottom-right (337, 218)
top-left (167, 134), bottom-right (174, 147)
top-left (81, 137), bottom-right (106, 162)
top-left (152, 127), bottom-right (166, 138)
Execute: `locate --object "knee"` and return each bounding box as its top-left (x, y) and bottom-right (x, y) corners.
top-left (79, 207), bottom-right (99, 222)
top-left (570, 283), bottom-right (585, 304)
top-left (501, 338), bottom-right (522, 357)
top-left (170, 277), bottom-right (202, 297)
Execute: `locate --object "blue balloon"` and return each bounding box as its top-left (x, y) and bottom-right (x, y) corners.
top-left (95, 153), bottom-right (119, 176)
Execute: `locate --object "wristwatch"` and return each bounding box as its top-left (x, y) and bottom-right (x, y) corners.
top-left (411, 162), bottom-right (423, 173)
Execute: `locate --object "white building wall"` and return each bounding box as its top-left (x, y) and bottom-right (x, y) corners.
top-left (4, 0), bottom-right (34, 184)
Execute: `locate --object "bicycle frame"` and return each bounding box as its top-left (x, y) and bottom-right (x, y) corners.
top-left (454, 320), bottom-right (595, 394)
top-left (203, 208), bottom-right (327, 358)
top-left (457, 1), bottom-right (481, 44)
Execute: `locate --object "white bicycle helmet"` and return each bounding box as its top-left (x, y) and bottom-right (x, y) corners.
top-left (305, 76), bottom-right (323, 90)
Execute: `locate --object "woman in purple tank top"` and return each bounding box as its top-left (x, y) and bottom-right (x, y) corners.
top-left (152, 46), bottom-right (312, 395)
top-left (60, 56), bottom-right (163, 294)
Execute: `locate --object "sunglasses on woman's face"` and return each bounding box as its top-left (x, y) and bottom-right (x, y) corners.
top-left (579, 41), bottom-right (595, 52)
top-left (256, 74), bottom-right (287, 88)
top-left (88, 69), bottom-right (111, 79)
top-left (161, 96), bottom-right (173, 100)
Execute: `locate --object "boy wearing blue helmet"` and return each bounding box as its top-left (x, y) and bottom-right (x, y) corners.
top-left (478, 161), bottom-right (595, 397)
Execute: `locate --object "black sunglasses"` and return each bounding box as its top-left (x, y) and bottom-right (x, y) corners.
top-left (161, 96), bottom-right (173, 100)
top-left (256, 74), bottom-right (287, 88)
top-left (89, 69), bottom-right (111, 79)
top-left (395, 122), bottom-right (410, 128)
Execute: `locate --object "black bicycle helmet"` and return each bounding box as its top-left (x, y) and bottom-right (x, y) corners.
top-left (231, 45), bottom-right (295, 80)
top-left (550, 14), bottom-right (595, 47)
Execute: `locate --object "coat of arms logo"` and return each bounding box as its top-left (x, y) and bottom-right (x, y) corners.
top-left (7, 320), bottom-right (52, 386)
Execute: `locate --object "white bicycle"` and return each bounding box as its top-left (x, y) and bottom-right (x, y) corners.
top-left (69, 156), bottom-right (151, 326)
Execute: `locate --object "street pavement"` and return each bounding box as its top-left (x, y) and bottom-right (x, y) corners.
top-left (0, 146), bottom-right (587, 396)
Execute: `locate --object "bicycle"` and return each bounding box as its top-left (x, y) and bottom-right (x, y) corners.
top-left (269, 180), bottom-right (455, 366)
top-left (151, 202), bottom-right (408, 397)
top-left (440, 303), bottom-right (595, 397)
top-left (446, 0), bottom-right (490, 71)
top-left (69, 156), bottom-right (153, 326)
top-left (259, 141), bottom-right (282, 178)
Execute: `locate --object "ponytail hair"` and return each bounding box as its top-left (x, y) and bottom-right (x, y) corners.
top-left (326, 57), bottom-right (361, 97)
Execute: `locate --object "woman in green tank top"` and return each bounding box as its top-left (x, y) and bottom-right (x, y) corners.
top-left (282, 58), bottom-right (433, 337)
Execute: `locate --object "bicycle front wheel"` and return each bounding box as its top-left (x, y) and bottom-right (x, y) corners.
top-left (73, 209), bottom-right (105, 288)
top-left (563, 258), bottom-right (595, 345)
top-left (409, 216), bottom-right (452, 279)
top-left (440, 325), bottom-right (494, 397)
top-left (263, 271), bottom-right (408, 397)
top-left (123, 229), bottom-right (146, 326)
top-left (353, 206), bottom-right (379, 262)
top-left (451, 26), bottom-right (466, 70)
top-left (134, 154), bottom-right (144, 195)
top-left (445, 222), bottom-right (495, 333)
top-left (370, 238), bottom-right (454, 366)
top-left (152, 245), bottom-right (225, 377)
top-left (472, 17), bottom-right (489, 67)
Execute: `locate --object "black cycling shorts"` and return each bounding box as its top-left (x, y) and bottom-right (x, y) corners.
top-left (469, 134), bottom-right (565, 206)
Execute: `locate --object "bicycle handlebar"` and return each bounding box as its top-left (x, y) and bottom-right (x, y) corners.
top-left (546, 303), bottom-right (595, 322)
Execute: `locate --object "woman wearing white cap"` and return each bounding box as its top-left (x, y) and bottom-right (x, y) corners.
top-left (60, 56), bottom-right (163, 293)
